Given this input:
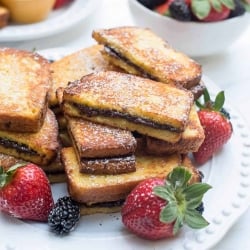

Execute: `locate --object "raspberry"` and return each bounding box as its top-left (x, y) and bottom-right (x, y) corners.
top-left (169, 0), bottom-right (192, 21)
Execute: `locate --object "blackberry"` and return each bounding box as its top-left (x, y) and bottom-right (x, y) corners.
top-left (48, 196), bottom-right (80, 235)
top-left (137, 0), bottom-right (166, 9)
top-left (229, 0), bottom-right (246, 18)
top-left (196, 202), bottom-right (205, 214)
top-left (169, 0), bottom-right (192, 21)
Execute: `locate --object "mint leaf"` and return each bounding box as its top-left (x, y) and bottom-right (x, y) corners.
top-left (211, 0), bottom-right (223, 11)
top-left (221, 0), bottom-right (235, 9)
top-left (185, 209), bottom-right (209, 229)
top-left (191, 0), bottom-right (211, 19)
top-left (184, 183), bottom-right (212, 200)
top-left (160, 201), bottom-right (178, 223)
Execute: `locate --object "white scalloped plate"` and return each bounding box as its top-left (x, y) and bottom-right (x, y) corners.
top-left (0, 0), bottom-right (98, 42)
top-left (1, 48), bottom-right (250, 250)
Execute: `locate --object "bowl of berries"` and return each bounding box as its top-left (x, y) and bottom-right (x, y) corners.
top-left (128, 0), bottom-right (250, 57)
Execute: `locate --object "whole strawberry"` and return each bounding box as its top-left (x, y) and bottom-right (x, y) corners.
top-left (53, 0), bottom-right (74, 9)
top-left (121, 167), bottom-right (211, 240)
top-left (193, 89), bottom-right (233, 165)
top-left (0, 163), bottom-right (54, 221)
top-left (191, 0), bottom-right (234, 21)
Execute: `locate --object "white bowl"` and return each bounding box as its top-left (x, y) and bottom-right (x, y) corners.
top-left (128, 0), bottom-right (250, 57)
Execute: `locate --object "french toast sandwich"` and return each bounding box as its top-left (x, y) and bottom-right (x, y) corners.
top-left (49, 44), bottom-right (123, 109)
top-left (92, 26), bottom-right (202, 90)
top-left (62, 71), bottom-right (194, 143)
top-left (0, 151), bottom-right (65, 184)
top-left (145, 106), bottom-right (205, 155)
top-left (0, 109), bottom-right (59, 166)
top-left (61, 147), bottom-right (201, 215)
top-left (67, 116), bottom-right (137, 175)
top-left (0, 48), bottom-right (51, 132)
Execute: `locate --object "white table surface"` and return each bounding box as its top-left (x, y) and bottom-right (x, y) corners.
top-left (1, 0), bottom-right (249, 249)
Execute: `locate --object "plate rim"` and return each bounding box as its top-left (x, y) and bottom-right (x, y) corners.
top-left (0, 0), bottom-right (98, 42)
top-left (1, 47), bottom-right (250, 250)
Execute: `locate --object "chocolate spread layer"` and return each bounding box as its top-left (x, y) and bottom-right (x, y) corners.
top-left (0, 137), bottom-right (38, 156)
top-left (104, 46), bottom-right (157, 81)
top-left (83, 199), bottom-right (125, 208)
top-left (80, 154), bottom-right (136, 175)
top-left (73, 103), bottom-right (181, 133)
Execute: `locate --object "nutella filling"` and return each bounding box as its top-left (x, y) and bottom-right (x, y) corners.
top-left (0, 137), bottom-right (38, 156)
top-left (81, 154), bottom-right (135, 165)
top-left (73, 103), bottom-right (181, 133)
top-left (84, 199), bottom-right (125, 208)
top-left (104, 46), bottom-right (157, 81)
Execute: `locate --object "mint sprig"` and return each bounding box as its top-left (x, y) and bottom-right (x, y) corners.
top-left (153, 167), bottom-right (211, 235)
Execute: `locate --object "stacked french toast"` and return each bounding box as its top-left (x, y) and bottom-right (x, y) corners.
top-left (0, 27), bottom-right (205, 215)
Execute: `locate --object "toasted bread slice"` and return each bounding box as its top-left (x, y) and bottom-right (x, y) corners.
top-left (62, 71), bottom-right (194, 143)
top-left (0, 48), bottom-right (51, 132)
top-left (0, 7), bottom-right (9, 28)
top-left (92, 26), bottom-right (202, 89)
top-left (0, 109), bottom-right (59, 165)
top-left (67, 117), bottom-right (137, 175)
top-left (146, 106), bottom-right (205, 155)
top-left (61, 147), bottom-right (201, 204)
top-left (49, 45), bottom-right (123, 107)
top-left (0, 152), bottom-right (65, 183)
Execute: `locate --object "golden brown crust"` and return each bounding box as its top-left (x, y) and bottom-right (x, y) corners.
top-left (67, 117), bottom-right (137, 175)
top-left (92, 26), bottom-right (202, 89)
top-left (0, 48), bottom-right (51, 132)
top-left (145, 106), bottom-right (205, 155)
top-left (50, 45), bottom-right (123, 107)
top-left (61, 147), bottom-right (200, 204)
top-left (62, 71), bottom-right (194, 142)
top-left (0, 7), bottom-right (9, 28)
top-left (67, 117), bottom-right (137, 158)
top-left (0, 109), bottom-right (59, 165)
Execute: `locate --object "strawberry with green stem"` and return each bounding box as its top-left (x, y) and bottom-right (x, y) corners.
top-left (0, 163), bottom-right (54, 221)
top-left (121, 167), bottom-right (211, 240)
top-left (191, 0), bottom-right (235, 21)
top-left (194, 88), bottom-right (233, 165)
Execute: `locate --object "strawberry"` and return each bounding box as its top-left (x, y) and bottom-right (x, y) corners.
top-left (193, 89), bottom-right (233, 165)
top-left (53, 0), bottom-right (74, 9)
top-left (0, 163), bottom-right (54, 221)
top-left (121, 167), bottom-right (211, 240)
top-left (191, 0), bottom-right (235, 21)
top-left (154, 1), bottom-right (171, 15)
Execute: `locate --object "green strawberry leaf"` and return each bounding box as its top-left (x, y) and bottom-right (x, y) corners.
top-left (214, 91), bottom-right (225, 111)
top-left (185, 209), bottom-right (210, 229)
top-left (160, 201), bottom-right (178, 223)
top-left (184, 183), bottom-right (212, 200)
top-left (0, 163), bottom-right (27, 188)
top-left (203, 88), bottom-right (211, 104)
top-left (154, 184), bottom-right (176, 202)
top-left (173, 215), bottom-right (184, 235)
top-left (154, 167), bottom-right (212, 234)
top-left (168, 167), bottom-right (192, 188)
top-left (221, 0), bottom-right (235, 9)
top-left (191, 0), bottom-right (211, 19)
top-left (242, 1), bottom-right (250, 11)
top-left (211, 0), bottom-right (223, 12)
